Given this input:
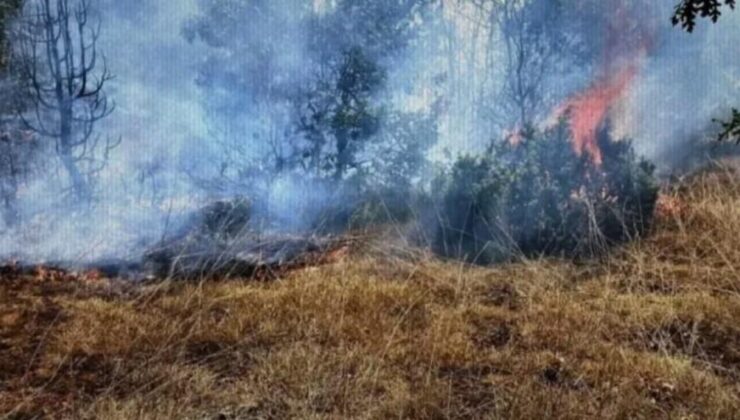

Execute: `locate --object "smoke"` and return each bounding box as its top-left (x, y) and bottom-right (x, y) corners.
top-left (0, 0), bottom-right (210, 262)
top-left (624, 6), bottom-right (740, 171)
top-left (1, 0), bottom-right (739, 264)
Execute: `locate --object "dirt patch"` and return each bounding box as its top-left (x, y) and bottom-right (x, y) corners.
top-left (0, 298), bottom-right (65, 384)
top-left (41, 352), bottom-right (123, 396)
top-left (538, 361), bottom-right (588, 391)
top-left (471, 318), bottom-right (517, 349)
top-left (481, 281), bottom-right (522, 310)
top-left (639, 318), bottom-right (740, 380)
top-left (183, 340), bottom-right (254, 383)
top-left (437, 364), bottom-right (502, 417)
top-left (144, 235), bottom-right (356, 280)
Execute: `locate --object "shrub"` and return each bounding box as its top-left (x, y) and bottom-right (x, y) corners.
top-left (311, 178), bottom-right (418, 233)
top-left (347, 187), bottom-right (417, 229)
top-left (433, 121), bottom-right (658, 264)
top-left (197, 197), bottom-right (253, 240)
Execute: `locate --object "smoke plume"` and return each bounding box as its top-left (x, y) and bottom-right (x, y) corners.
top-left (0, 0), bottom-right (738, 264)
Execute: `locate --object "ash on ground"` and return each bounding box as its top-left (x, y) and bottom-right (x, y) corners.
top-left (4, 198), bottom-right (351, 281)
top-left (141, 198), bottom-right (349, 280)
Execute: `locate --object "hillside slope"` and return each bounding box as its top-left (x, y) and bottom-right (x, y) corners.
top-left (1, 165), bottom-right (739, 419)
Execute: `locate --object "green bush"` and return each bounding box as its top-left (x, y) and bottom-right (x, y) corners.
top-left (347, 187), bottom-right (417, 229)
top-left (433, 121), bottom-right (658, 264)
top-left (312, 179), bottom-right (418, 233)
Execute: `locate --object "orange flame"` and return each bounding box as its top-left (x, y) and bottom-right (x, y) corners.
top-left (504, 124), bottom-right (523, 146)
top-left (551, 0), bottom-right (653, 167)
top-left (560, 64), bottom-right (638, 166)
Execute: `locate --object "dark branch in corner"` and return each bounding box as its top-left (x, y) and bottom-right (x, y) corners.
top-left (672, 0), bottom-right (736, 32)
top-left (673, 1), bottom-right (740, 143)
top-left (716, 109), bottom-right (740, 144)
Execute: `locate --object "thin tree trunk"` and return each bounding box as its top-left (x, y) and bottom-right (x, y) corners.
top-left (59, 106), bottom-right (89, 200)
top-left (334, 131), bottom-right (348, 181)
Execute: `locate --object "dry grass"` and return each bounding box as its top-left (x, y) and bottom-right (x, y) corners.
top-left (2, 165), bottom-right (740, 419)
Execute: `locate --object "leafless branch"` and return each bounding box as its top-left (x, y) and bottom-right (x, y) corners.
top-left (11, 0), bottom-right (116, 200)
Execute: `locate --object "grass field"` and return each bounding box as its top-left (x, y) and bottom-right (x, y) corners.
top-left (1, 165), bottom-right (739, 419)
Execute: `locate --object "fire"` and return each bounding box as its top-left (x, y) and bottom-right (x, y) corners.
top-left (549, 0), bottom-right (653, 167)
top-left (504, 124), bottom-right (523, 146)
top-left (655, 193), bottom-right (686, 220)
top-left (560, 64), bottom-right (638, 166)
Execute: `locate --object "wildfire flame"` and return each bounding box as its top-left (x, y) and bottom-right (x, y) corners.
top-left (504, 123), bottom-right (523, 146)
top-left (558, 64), bottom-right (638, 166)
top-left (551, 0), bottom-right (652, 167)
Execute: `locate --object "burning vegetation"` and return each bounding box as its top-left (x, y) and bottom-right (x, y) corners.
top-left (0, 0), bottom-right (731, 270)
top-left (557, 64), bottom-right (639, 166)
top-left (0, 0), bottom-right (739, 417)
top-left (433, 120), bottom-right (658, 264)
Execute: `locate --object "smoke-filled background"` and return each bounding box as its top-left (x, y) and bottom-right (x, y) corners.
top-left (0, 0), bottom-right (738, 264)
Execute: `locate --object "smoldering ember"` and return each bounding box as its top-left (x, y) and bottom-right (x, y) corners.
top-left (1, 0), bottom-right (740, 418)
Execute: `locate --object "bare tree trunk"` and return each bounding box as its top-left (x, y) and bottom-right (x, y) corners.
top-left (0, 176), bottom-right (19, 227)
top-left (59, 149), bottom-right (88, 198)
top-left (13, 0), bottom-right (115, 202)
top-left (334, 130), bottom-right (348, 181)
top-left (58, 98), bottom-right (89, 199)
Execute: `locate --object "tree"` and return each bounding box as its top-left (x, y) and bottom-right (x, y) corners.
top-left (306, 0), bottom-right (434, 62)
top-left (0, 124), bottom-right (39, 226)
top-left (12, 0), bottom-right (117, 200)
top-left (467, 0), bottom-right (611, 139)
top-left (186, 0), bottom-right (434, 185)
top-left (183, 0), bottom-right (310, 181)
top-left (295, 0), bottom-right (433, 181)
top-left (672, 0), bottom-right (736, 32)
top-left (717, 108), bottom-right (740, 144)
top-left (491, 0), bottom-right (578, 129)
top-left (0, 0), bottom-right (36, 227)
top-left (0, 0), bottom-right (24, 67)
top-left (295, 47), bottom-right (385, 180)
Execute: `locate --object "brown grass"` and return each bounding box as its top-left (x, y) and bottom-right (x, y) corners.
top-left (2, 165), bottom-right (740, 419)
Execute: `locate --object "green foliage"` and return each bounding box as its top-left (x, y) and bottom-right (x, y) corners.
top-left (186, 0), bottom-right (434, 184)
top-left (673, 0), bottom-right (736, 32)
top-left (330, 47), bottom-right (386, 180)
top-left (0, 0), bottom-right (22, 69)
top-left (348, 187), bottom-right (417, 229)
top-left (433, 121), bottom-right (659, 264)
top-left (716, 108), bottom-right (740, 144)
top-left (363, 111), bottom-right (437, 189)
top-left (310, 176), bottom-right (419, 233)
top-left (306, 109), bottom-right (436, 233)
